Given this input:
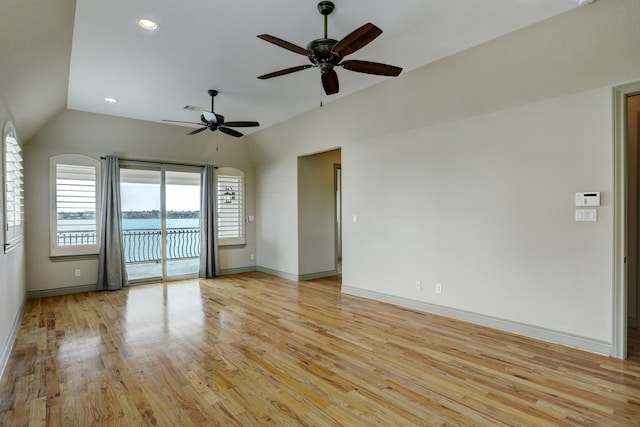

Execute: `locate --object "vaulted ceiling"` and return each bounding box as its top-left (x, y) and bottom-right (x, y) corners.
top-left (0, 0), bottom-right (584, 143)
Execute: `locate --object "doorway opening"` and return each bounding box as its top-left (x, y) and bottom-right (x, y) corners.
top-left (297, 148), bottom-right (342, 283)
top-left (626, 92), bottom-right (640, 359)
top-left (335, 164), bottom-right (342, 275)
top-left (120, 166), bottom-right (202, 283)
top-left (613, 81), bottom-right (640, 359)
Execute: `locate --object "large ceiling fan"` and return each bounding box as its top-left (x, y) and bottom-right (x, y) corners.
top-left (162, 90), bottom-right (260, 137)
top-left (257, 1), bottom-right (402, 96)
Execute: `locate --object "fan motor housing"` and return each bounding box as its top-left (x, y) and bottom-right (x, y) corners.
top-left (307, 38), bottom-right (341, 70)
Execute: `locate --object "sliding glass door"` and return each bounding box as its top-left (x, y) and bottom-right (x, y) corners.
top-left (120, 166), bottom-right (201, 283)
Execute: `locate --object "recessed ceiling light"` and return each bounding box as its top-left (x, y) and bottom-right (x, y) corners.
top-left (104, 97), bottom-right (118, 104)
top-left (137, 18), bottom-right (159, 31)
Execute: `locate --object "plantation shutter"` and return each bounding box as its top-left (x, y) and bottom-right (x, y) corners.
top-left (217, 173), bottom-right (244, 244)
top-left (55, 163), bottom-right (98, 247)
top-left (3, 128), bottom-right (24, 250)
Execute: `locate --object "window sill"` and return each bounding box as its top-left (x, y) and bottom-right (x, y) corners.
top-left (50, 253), bottom-right (99, 262)
top-left (4, 237), bottom-right (24, 254)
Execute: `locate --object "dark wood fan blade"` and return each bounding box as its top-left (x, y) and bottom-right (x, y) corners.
top-left (187, 127), bottom-right (208, 135)
top-left (183, 105), bottom-right (204, 112)
top-left (218, 127), bottom-right (243, 138)
top-left (341, 60), bottom-right (402, 76)
top-left (321, 70), bottom-right (339, 95)
top-left (162, 119), bottom-right (203, 125)
top-left (332, 23), bottom-right (383, 57)
top-left (258, 65), bottom-right (313, 80)
top-left (257, 34), bottom-right (309, 56)
top-left (223, 121), bottom-right (260, 128)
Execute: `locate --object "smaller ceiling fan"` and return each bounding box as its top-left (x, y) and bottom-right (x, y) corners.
top-left (257, 1), bottom-right (402, 96)
top-left (163, 90), bottom-right (260, 137)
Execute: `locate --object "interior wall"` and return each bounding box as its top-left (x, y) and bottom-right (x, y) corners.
top-left (0, 0), bottom-right (75, 142)
top-left (298, 149), bottom-right (341, 278)
top-left (0, 97), bottom-right (27, 375)
top-left (255, 159), bottom-right (299, 278)
top-left (246, 0), bottom-right (640, 354)
top-left (24, 109), bottom-right (257, 293)
top-left (344, 87), bottom-right (611, 340)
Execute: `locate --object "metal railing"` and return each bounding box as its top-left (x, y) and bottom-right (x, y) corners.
top-left (57, 232), bottom-right (97, 246)
top-left (56, 228), bottom-right (200, 263)
top-left (123, 228), bottom-right (200, 263)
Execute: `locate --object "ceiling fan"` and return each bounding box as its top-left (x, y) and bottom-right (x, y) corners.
top-left (162, 89), bottom-right (260, 137)
top-left (257, 1), bottom-right (402, 96)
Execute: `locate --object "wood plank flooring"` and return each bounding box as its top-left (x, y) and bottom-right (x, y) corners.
top-left (1, 272), bottom-right (640, 426)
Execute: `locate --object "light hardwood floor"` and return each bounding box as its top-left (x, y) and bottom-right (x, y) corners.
top-left (1, 272), bottom-right (640, 426)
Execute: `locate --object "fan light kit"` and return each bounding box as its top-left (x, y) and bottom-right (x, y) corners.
top-left (257, 1), bottom-right (402, 96)
top-left (137, 18), bottom-right (159, 31)
top-left (162, 90), bottom-right (260, 137)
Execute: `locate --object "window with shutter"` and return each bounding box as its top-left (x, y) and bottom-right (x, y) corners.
top-left (216, 167), bottom-right (245, 245)
top-left (50, 155), bottom-right (101, 256)
top-left (3, 121), bottom-right (24, 252)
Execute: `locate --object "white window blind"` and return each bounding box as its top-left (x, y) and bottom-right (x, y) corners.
top-left (50, 155), bottom-right (101, 256)
top-left (217, 170), bottom-right (245, 245)
top-left (3, 122), bottom-right (24, 252)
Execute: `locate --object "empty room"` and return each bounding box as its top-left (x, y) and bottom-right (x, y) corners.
top-left (1, 0), bottom-right (640, 425)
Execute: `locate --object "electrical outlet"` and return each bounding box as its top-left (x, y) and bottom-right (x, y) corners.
top-left (435, 283), bottom-right (442, 294)
top-left (415, 280), bottom-right (422, 290)
top-left (75, 269), bottom-right (81, 277)
top-left (250, 254), bottom-right (255, 261)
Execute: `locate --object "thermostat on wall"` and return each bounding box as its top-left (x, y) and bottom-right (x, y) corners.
top-left (575, 192), bottom-right (600, 207)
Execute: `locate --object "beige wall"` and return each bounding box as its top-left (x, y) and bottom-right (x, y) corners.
top-left (25, 109), bottom-right (257, 293)
top-left (0, 97), bottom-right (26, 373)
top-left (255, 159), bottom-right (299, 278)
top-left (246, 0), bottom-right (640, 354)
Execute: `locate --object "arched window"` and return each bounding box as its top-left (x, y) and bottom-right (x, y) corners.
top-left (50, 154), bottom-right (101, 256)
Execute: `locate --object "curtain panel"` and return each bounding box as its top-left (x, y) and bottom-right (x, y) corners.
top-left (97, 156), bottom-right (128, 290)
top-left (199, 164), bottom-right (220, 278)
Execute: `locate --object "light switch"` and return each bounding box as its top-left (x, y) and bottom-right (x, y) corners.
top-left (575, 209), bottom-right (597, 222)
top-left (353, 214), bottom-right (358, 223)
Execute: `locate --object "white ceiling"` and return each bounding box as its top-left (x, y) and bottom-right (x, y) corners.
top-left (67, 0), bottom-right (582, 136)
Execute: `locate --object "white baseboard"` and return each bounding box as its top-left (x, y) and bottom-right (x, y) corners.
top-left (220, 266), bottom-right (257, 275)
top-left (342, 286), bottom-right (612, 356)
top-left (255, 267), bottom-right (338, 282)
top-left (255, 266), bottom-right (299, 282)
top-left (27, 284), bottom-right (98, 299)
top-left (0, 295), bottom-right (26, 381)
top-left (299, 270), bottom-right (338, 281)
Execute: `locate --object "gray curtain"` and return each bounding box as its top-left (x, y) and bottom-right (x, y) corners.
top-left (97, 156), bottom-right (128, 290)
top-left (199, 165), bottom-right (220, 278)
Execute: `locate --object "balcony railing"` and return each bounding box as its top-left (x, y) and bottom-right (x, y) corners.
top-left (57, 232), bottom-right (97, 246)
top-left (56, 228), bottom-right (200, 263)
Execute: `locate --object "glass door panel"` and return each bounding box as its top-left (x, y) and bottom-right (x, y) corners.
top-left (120, 168), bottom-right (162, 282)
top-left (165, 171), bottom-right (201, 278)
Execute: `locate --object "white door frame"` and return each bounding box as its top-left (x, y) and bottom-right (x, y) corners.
top-left (612, 80), bottom-right (640, 359)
